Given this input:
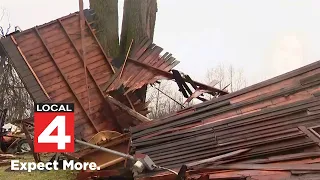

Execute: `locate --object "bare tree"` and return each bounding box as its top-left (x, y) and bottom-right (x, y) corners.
top-left (146, 64), bottom-right (247, 119)
top-left (146, 81), bottom-right (195, 119)
top-left (206, 64), bottom-right (247, 95)
top-left (0, 9), bottom-right (33, 121)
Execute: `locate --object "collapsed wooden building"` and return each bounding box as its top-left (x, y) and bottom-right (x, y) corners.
top-left (0, 8), bottom-right (320, 180)
top-left (131, 60), bottom-right (320, 180)
top-left (0, 10), bottom-right (226, 172)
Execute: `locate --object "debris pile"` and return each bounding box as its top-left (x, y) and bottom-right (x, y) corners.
top-left (131, 61), bottom-right (320, 179)
top-left (0, 10), bottom-right (226, 177)
top-left (0, 7), bottom-right (320, 180)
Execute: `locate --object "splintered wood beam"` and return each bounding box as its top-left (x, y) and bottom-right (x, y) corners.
top-left (106, 96), bottom-right (151, 122)
top-left (125, 95), bottom-right (135, 110)
top-left (119, 39), bottom-right (134, 79)
top-left (34, 27), bottom-right (99, 133)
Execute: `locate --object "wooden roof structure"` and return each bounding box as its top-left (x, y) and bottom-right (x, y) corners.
top-left (0, 9), bottom-right (227, 141)
top-left (0, 11), bottom-right (184, 140)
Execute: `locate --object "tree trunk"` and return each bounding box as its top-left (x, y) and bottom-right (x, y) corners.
top-left (119, 0), bottom-right (157, 54)
top-left (120, 0), bottom-right (157, 101)
top-left (89, 0), bottom-right (120, 58)
top-left (90, 0), bottom-right (158, 102)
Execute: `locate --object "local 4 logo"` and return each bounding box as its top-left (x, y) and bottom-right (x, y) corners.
top-left (34, 103), bottom-right (74, 152)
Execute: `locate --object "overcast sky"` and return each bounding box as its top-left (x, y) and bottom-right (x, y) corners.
top-left (0, 0), bottom-right (319, 85)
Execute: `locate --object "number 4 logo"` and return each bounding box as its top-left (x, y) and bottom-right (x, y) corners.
top-left (38, 116), bottom-right (71, 150)
top-left (34, 103), bottom-right (74, 153)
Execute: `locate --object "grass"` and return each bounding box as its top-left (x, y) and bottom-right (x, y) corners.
top-left (0, 154), bottom-right (77, 180)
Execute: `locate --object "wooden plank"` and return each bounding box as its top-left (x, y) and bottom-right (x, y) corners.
top-left (9, 36), bottom-right (50, 102)
top-left (46, 37), bottom-right (69, 49)
top-left (41, 75), bottom-right (64, 88)
top-left (51, 92), bottom-right (73, 102)
top-left (22, 46), bottom-right (46, 57)
top-left (298, 126), bottom-right (320, 145)
top-left (32, 61), bottom-right (55, 72)
top-left (24, 51), bottom-right (48, 62)
top-left (96, 76), bottom-right (112, 86)
top-left (300, 73), bottom-right (320, 85)
top-left (62, 61), bottom-right (83, 73)
top-left (58, 14), bottom-right (79, 27)
top-left (54, 52), bottom-right (78, 64)
top-left (51, 47), bottom-right (76, 60)
top-left (84, 19), bottom-right (115, 73)
top-left (86, 55), bottom-right (105, 68)
top-left (59, 57), bottom-right (81, 69)
top-left (72, 37), bottom-right (96, 51)
top-left (15, 18), bottom-right (78, 44)
top-left (81, 97), bottom-right (102, 109)
top-left (187, 149), bottom-right (251, 168)
top-left (90, 65), bottom-right (110, 77)
top-left (78, 91), bottom-right (100, 102)
top-left (207, 163), bottom-right (320, 171)
top-left (47, 42), bottom-right (73, 54)
top-left (68, 73), bottom-right (86, 84)
top-left (34, 26), bottom-right (99, 132)
top-left (131, 38), bottom-right (153, 59)
top-left (135, 51), bottom-right (170, 86)
top-left (122, 44), bottom-right (155, 81)
top-left (94, 72), bottom-right (113, 84)
top-left (65, 68), bottom-right (85, 79)
top-left (83, 102), bottom-right (103, 113)
top-left (44, 31), bottom-right (68, 43)
top-left (106, 96), bottom-right (151, 122)
top-left (36, 68), bottom-right (60, 81)
top-left (241, 152), bottom-right (320, 164)
top-left (14, 32), bottom-right (38, 46)
top-left (12, 13), bottom-right (77, 38)
top-left (124, 46), bottom-right (163, 88)
top-left (28, 56), bottom-right (52, 67)
top-left (38, 19), bottom-right (79, 37)
top-left (72, 80), bottom-right (95, 93)
top-left (47, 86), bottom-right (70, 98)
top-left (74, 82), bottom-right (96, 95)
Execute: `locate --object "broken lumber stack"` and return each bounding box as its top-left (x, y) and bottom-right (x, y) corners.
top-left (131, 60), bottom-right (320, 180)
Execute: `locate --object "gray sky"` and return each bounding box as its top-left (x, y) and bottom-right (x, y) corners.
top-left (1, 0), bottom-right (319, 85)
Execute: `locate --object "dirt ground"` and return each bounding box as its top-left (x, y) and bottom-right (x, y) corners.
top-left (0, 154), bottom-right (77, 180)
